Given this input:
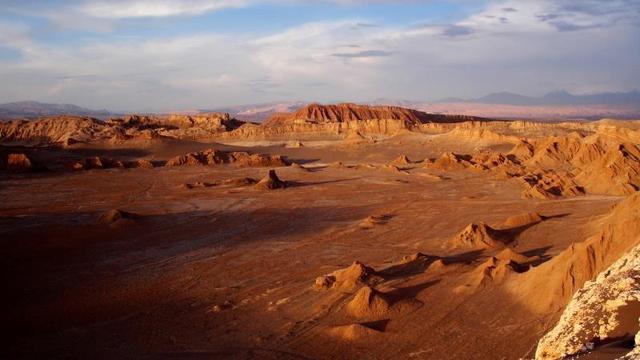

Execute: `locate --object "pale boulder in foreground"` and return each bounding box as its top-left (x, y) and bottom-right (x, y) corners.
top-left (536, 243), bottom-right (640, 359)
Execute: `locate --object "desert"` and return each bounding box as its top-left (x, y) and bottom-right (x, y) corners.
top-left (2, 1), bottom-right (640, 359)
top-left (2, 101), bottom-right (640, 359)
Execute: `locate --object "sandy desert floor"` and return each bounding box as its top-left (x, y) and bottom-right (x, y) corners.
top-left (2, 131), bottom-right (630, 359)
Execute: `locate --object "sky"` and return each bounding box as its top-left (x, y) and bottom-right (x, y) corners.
top-left (0, 0), bottom-right (639, 112)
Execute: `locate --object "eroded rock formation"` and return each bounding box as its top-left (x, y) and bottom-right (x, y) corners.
top-left (536, 243), bottom-right (640, 359)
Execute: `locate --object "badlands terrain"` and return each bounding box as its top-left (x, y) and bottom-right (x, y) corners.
top-left (2, 103), bottom-right (640, 359)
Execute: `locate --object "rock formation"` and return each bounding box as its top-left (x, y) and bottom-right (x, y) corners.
top-left (0, 116), bottom-right (122, 145)
top-left (99, 209), bottom-right (138, 226)
top-left (254, 170), bottom-right (287, 190)
top-left (359, 214), bottom-right (392, 229)
top-left (519, 170), bottom-right (585, 199)
top-left (3, 153), bottom-right (34, 171)
top-left (471, 256), bottom-right (528, 287)
top-left (449, 222), bottom-right (510, 249)
top-left (429, 152), bottom-right (478, 171)
top-left (535, 243), bottom-right (640, 359)
top-left (0, 112), bottom-right (246, 146)
top-left (508, 193), bottom-right (640, 313)
top-left (264, 103), bottom-right (482, 126)
top-left (315, 261), bottom-right (381, 292)
top-left (217, 177), bottom-right (258, 187)
top-left (165, 148), bottom-right (287, 167)
top-left (128, 159), bottom-right (155, 169)
top-left (495, 248), bottom-right (534, 264)
top-left (422, 124), bottom-right (640, 198)
top-left (68, 157), bottom-right (126, 170)
top-left (574, 143), bottom-right (640, 195)
top-left (345, 286), bottom-right (392, 318)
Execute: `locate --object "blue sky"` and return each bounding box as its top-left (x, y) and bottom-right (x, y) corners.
top-left (0, 0), bottom-right (639, 111)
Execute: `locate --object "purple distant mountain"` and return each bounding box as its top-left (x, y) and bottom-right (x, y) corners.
top-left (438, 90), bottom-right (640, 106)
top-left (0, 101), bottom-right (112, 120)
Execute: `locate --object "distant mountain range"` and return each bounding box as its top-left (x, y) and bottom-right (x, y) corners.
top-left (0, 101), bottom-right (112, 120)
top-left (203, 101), bottom-right (306, 122)
top-left (437, 90), bottom-right (640, 106)
top-left (2, 90), bottom-right (639, 122)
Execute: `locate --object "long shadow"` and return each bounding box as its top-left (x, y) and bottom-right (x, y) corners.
top-left (386, 279), bottom-right (441, 303)
top-left (361, 319), bottom-right (390, 332)
top-left (286, 178), bottom-right (361, 188)
top-left (522, 245), bottom-right (552, 258)
top-left (496, 212), bottom-right (572, 246)
top-left (444, 249), bottom-right (486, 264)
top-left (286, 157), bottom-right (321, 165)
top-left (378, 254), bottom-right (439, 278)
top-left (1, 204), bottom-right (376, 342)
top-left (499, 222), bottom-right (543, 239)
top-left (0, 144), bottom-right (155, 181)
top-left (303, 165), bottom-right (329, 173)
top-left (521, 245), bottom-right (554, 266)
top-left (60, 147), bottom-right (152, 158)
top-left (540, 213), bottom-right (571, 221)
top-left (577, 335), bottom-right (637, 359)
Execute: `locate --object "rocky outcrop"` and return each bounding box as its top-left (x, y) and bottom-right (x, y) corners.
top-left (470, 256), bottom-right (529, 288)
top-left (535, 243), bottom-right (640, 359)
top-left (449, 222), bottom-right (510, 249)
top-left (345, 286), bottom-right (392, 318)
top-left (165, 148), bottom-right (287, 167)
top-left (424, 126), bottom-right (640, 198)
top-left (315, 261), bottom-right (382, 292)
top-left (98, 209), bottom-right (138, 226)
top-left (359, 214), bottom-right (392, 229)
top-left (429, 152), bottom-right (478, 171)
top-left (254, 170), bottom-right (287, 190)
top-left (515, 133), bottom-right (640, 196)
top-left (111, 113), bottom-right (245, 139)
top-left (574, 143), bottom-right (640, 195)
top-left (391, 155), bottom-right (413, 165)
top-left (3, 153), bottom-right (33, 171)
top-left (68, 156), bottom-right (126, 170)
top-left (519, 170), bottom-right (585, 199)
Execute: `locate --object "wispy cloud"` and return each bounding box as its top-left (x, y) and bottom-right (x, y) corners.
top-left (79, 0), bottom-right (249, 19)
top-left (332, 50), bottom-right (392, 58)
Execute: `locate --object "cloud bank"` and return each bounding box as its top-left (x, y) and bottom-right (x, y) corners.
top-left (0, 0), bottom-right (638, 111)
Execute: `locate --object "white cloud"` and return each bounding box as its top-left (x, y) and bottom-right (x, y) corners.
top-left (0, 0), bottom-right (638, 110)
top-left (79, 0), bottom-right (249, 19)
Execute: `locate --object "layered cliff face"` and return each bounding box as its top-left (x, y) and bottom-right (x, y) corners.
top-left (264, 103), bottom-right (480, 126)
top-left (222, 103), bottom-right (486, 139)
